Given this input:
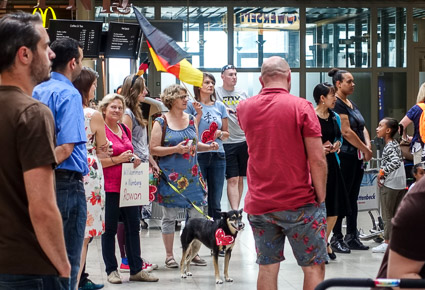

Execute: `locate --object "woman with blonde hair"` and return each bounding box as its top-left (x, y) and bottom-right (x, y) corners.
top-left (399, 82), bottom-right (425, 164)
top-left (150, 84), bottom-right (218, 268)
top-left (98, 93), bottom-right (158, 284)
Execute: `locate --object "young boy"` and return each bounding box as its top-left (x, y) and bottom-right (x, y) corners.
top-left (373, 117), bottom-right (406, 253)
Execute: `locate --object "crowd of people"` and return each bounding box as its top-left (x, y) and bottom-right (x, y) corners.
top-left (1, 11), bottom-right (425, 290)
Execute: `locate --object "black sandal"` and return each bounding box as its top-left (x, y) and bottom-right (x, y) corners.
top-left (327, 243), bottom-right (337, 260)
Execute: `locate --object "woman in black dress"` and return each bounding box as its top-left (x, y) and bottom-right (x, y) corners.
top-left (328, 68), bottom-right (372, 253)
top-left (313, 82), bottom-right (350, 261)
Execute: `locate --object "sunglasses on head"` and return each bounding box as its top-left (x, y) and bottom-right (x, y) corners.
top-left (221, 64), bottom-right (236, 73)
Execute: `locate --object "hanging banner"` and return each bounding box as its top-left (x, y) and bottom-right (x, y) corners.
top-left (119, 162), bottom-right (149, 207)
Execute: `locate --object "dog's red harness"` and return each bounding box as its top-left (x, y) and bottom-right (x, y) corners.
top-left (215, 228), bottom-right (234, 246)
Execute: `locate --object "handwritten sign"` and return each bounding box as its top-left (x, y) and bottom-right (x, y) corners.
top-left (119, 163), bottom-right (149, 207)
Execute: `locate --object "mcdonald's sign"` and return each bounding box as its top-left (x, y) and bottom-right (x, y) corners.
top-left (32, 7), bottom-right (57, 28)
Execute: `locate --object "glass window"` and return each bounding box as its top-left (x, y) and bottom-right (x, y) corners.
top-left (306, 8), bottom-right (370, 68)
top-left (413, 8), bottom-right (425, 43)
top-left (161, 6), bottom-right (228, 68)
top-left (161, 71), bottom-right (299, 101)
top-left (229, 72), bottom-right (299, 97)
top-left (306, 72), bottom-right (332, 104)
top-left (234, 7), bottom-right (300, 68)
top-left (108, 58), bottom-right (130, 93)
top-left (377, 8), bottom-right (406, 67)
top-left (95, 6), bottom-right (154, 20)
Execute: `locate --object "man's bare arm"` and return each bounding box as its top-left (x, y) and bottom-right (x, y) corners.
top-left (388, 249), bottom-right (425, 290)
top-left (24, 165), bottom-right (71, 277)
top-left (304, 136), bottom-right (327, 203)
top-left (55, 143), bottom-right (74, 164)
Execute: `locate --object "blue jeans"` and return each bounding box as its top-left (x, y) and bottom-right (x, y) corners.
top-left (197, 152), bottom-right (226, 220)
top-left (102, 192), bottom-right (143, 275)
top-left (0, 274), bottom-right (69, 290)
top-left (55, 171), bottom-right (86, 290)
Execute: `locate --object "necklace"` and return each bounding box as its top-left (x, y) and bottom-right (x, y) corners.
top-left (105, 122), bottom-right (121, 136)
top-left (336, 94), bottom-right (353, 109)
top-left (315, 108), bottom-right (329, 121)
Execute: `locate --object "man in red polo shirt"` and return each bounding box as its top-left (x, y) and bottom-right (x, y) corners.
top-left (237, 56), bottom-right (328, 290)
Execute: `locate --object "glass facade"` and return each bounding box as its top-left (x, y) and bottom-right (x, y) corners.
top-left (306, 8), bottom-right (370, 68)
top-left (413, 8), bottom-right (425, 43)
top-left (377, 8), bottom-right (406, 67)
top-left (90, 2), bottom-right (425, 134)
top-left (161, 6), bottom-right (228, 68)
top-left (234, 7), bottom-right (300, 68)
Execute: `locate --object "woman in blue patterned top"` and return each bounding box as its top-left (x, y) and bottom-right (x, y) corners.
top-left (150, 84), bottom-right (218, 268)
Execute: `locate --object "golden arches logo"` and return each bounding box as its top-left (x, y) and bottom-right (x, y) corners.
top-left (32, 7), bottom-right (57, 28)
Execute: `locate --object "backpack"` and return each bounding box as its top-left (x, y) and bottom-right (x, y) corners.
top-left (416, 102), bottom-right (425, 143)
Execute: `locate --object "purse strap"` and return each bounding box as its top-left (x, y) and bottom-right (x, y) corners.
top-left (160, 114), bottom-right (168, 147)
top-left (120, 123), bottom-right (130, 140)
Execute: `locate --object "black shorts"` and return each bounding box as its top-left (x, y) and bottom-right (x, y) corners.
top-left (223, 141), bottom-right (248, 179)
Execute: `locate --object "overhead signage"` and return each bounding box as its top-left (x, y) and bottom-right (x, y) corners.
top-left (49, 19), bottom-right (103, 59)
top-left (104, 22), bottom-right (141, 59)
top-left (238, 13), bottom-right (299, 30)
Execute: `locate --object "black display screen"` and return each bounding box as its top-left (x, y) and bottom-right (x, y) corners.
top-left (48, 19), bottom-right (103, 58)
top-left (104, 22), bottom-right (141, 59)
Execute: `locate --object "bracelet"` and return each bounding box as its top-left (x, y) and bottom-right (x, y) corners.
top-left (110, 157), bottom-right (116, 164)
top-left (219, 131), bottom-right (223, 139)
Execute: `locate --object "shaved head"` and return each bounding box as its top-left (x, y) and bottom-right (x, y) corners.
top-left (261, 56), bottom-right (290, 78)
top-left (260, 56), bottom-right (291, 90)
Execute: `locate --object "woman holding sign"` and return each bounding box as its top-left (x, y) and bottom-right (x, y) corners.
top-left (120, 74), bottom-right (159, 271)
top-left (150, 84), bottom-right (218, 269)
top-left (98, 93), bottom-right (159, 284)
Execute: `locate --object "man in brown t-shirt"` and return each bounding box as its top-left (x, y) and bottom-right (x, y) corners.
top-left (0, 12), bottom-right (70, 288)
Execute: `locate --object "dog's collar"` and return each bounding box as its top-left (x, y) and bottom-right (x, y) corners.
top-left (215, 228), bottom-right (234, 246)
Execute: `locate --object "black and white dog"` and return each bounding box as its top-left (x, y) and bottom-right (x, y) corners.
top-left (180, 209), bottom-right (244, 284)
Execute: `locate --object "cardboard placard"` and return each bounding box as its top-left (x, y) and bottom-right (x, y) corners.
top-left (119, 163), bottom-right (149, 207)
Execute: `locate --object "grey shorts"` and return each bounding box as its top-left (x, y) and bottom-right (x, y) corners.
top-left (248, 202), bottom-right (328, 267)
top-left (161, 206), bottom-right (203, 234)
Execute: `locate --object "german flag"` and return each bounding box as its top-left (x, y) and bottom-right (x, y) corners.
top-left (136, 58), bottom-right (150, 76)
top-left (134, 7), bottom-right (203, 87)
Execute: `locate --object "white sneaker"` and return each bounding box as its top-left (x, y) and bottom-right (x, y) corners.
top-left (372, 242), bottom-right (388, 253)
top-left (107, 270), bottom-right (122, 284)
top-left (143, 259), bottom-right (158, 270)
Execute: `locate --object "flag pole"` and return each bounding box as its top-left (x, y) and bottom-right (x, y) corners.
top-left (180, 81), bottom-right (196, 102)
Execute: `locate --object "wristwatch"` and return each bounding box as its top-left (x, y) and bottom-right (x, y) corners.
top-left (219, 131), bottom-right (223, 139)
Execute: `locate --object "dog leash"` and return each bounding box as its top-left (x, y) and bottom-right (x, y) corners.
top-left (159, 169), bottom-right (213, 221)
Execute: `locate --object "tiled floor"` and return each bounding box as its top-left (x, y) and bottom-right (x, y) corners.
top-left (85, 179), bottom-right (385, 290)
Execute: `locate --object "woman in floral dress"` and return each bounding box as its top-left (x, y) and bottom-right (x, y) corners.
top-left (73, 67), bottom-right (108, 286)
top-left (150, 84), bottom-right (219, 268)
